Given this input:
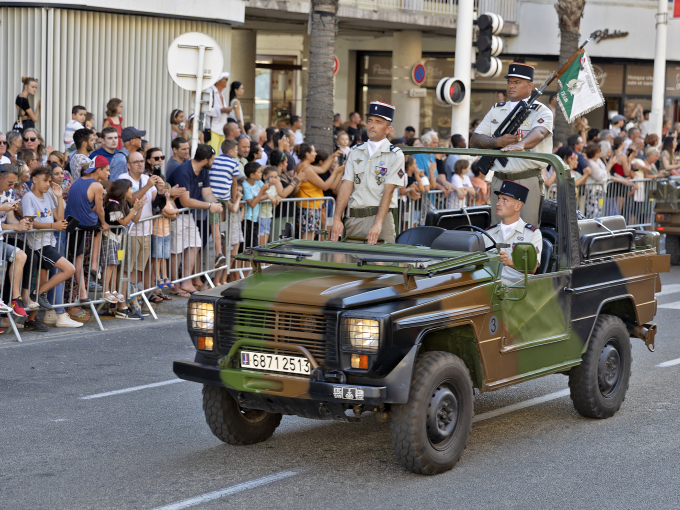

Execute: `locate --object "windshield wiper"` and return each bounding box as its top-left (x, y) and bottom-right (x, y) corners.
top-left (247, 247), bottom-right (313, 261)
top-left (357, 256), bottom-right (432, 267)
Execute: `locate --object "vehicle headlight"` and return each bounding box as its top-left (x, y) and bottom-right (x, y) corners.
top-left (189, 301), bottom-right (214, 331)
top-left (341, 318), bottom-right (380, 353)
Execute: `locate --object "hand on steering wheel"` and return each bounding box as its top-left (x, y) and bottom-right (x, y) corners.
top-left (454, 225), bottom-right (498, 252)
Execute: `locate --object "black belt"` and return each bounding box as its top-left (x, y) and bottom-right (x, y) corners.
top-left (348, 207), bottom-right (396, 218)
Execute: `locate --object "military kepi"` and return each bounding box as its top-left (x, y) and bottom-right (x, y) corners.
top-left (367, 101), bottom-right (395, 122)
top-left (494, 180), bottom-right (530, 203)
top-left (505, 62), bottom-right (534, 82)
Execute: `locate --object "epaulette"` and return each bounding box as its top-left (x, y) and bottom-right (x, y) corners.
top-left (524, 223), bottom-right (538, 232)
top-left (530, 103), bottom-right (542, 111)
top-left (390, 144), bottom-right (402, 153)
top-left (493, 102), bottom-right (506, 107)
top-left (486, 224), bottom-right (498, 231)
top-left (352, 142), bottom-right (365, 150)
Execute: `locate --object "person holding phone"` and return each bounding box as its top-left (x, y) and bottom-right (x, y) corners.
top-left (145, 147), bottom-right (165, 177)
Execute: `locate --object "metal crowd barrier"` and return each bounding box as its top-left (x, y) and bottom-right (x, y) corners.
top-left (397, 188), bottom-right (485, 232)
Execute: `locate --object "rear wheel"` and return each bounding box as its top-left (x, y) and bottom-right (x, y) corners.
top-left (666, 234), bottom-right (680, 265)
top-left (569, 315), bottom-right (632, 419)
top-left (202, 385), bottom-right (282, 445)
top-left (390, 352), bottom-right (474, 475)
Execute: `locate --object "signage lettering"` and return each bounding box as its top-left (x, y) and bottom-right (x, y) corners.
top-left (593, 29), bottom-right (629, 43)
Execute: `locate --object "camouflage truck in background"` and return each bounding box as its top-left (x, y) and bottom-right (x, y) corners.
top-left (652, 177), bottom-right (680, 264)
top-left (174, 149), bottom-right (670, 475)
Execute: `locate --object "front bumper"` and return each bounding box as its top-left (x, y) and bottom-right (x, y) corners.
top-left (173, 360), bottom-right (387, 405)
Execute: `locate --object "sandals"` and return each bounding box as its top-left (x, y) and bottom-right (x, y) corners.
top-left (172, 290), bottom-right (192, 298)
top-left (104, 291), bottom-right (118, 304)
top-left (163, 278), bottom-right (172, 288)
top-left (149, 293), bottom-right (164, 304)
top-left (68, 307), bottom-right (91, 322)
top-left (112, 291), bottom-right (126, 303)
top-left (160, 292), bottom-right (172, 301)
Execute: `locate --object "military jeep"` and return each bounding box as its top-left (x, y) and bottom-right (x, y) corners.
top-left (174, 149), bottom-right (670, 475)
top-left (652, 177), bottom-right (680, 264)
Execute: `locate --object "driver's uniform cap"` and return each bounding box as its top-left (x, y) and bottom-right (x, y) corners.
top-left (494, 180), bottom-right (529, 203)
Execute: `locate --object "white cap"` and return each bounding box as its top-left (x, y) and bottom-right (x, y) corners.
top-left (219, 71), bottom-right (230, 80)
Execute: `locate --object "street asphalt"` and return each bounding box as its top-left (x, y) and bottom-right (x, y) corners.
top-left (2, 268), bottom-right (680, 509)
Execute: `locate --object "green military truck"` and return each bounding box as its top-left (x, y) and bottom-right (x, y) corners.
top-left (652, 177), bottom-right (680, 264)
top-left (174, 149), bottom-right (670, 475)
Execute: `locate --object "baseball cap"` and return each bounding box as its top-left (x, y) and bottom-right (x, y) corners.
top-left (121, 126), bottom-right (146, 143)
top-left (610, 115), bottom-right (626, 124)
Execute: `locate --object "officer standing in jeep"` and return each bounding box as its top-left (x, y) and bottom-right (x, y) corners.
top-left (470, 63), bottom-right (553, 226)
top-left (330, 101), bottom-right (404, 245)
top-left (484, 179), bottom-right (542, 283)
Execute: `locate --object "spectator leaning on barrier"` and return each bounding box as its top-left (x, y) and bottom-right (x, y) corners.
top-left (64, 105), bottom-right (86, 150)
top-left (89, 127), bottom-right (120, 164)
top-left (167, 144), bottom-right (223, 296)
top-left (166, 137), bottom-right (190, 180)
top-left (109, 126), bottom-right (146, 181)
top-left (420, 131), bottom-right (453, 198)
top-left (70, 129), bottom-right (94, 180)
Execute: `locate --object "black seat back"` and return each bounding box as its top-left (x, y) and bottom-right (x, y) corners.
top-left (536, 238), bottom-right (553, 274)
top-left (539, 227), bottom-right (558, 246)
top-left (430, 231), bottom-right (485, 252)
top-left (425, 205), bottom-right (492, 231)
top-left (395, 226), bottom-right (446, 247)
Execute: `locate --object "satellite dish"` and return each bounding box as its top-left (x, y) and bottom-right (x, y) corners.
top-left (167, 32), bottom-right (224, 91)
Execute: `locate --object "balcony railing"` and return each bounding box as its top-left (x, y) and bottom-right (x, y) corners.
top-left (338, 0), bottom-right (516, 22)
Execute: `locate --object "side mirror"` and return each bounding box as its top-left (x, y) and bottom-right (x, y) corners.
top-left (511, 242), bottom-right (537, 273)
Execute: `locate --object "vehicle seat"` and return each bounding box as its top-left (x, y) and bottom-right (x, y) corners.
top-left (395, 226), bottom-right (446, 247)
top-left (425, 205), bottom-right (492, 231)
top-left (430, 231), bottom-right (485, 252)
top-left (577, 216), bottom-right (635, 259)
top-left (536, 238), bottom-right (554, 274)
top-left (539, 227), bottom-right (558, 247)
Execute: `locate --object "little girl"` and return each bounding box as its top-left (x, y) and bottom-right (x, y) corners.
top-left (226, 182), bottom-right (244, 283)
top-left (336, 131), bottom-right (350, 163)
top-left (448, 159), bottom-right (476, 209)
top-left (170, 109), bottom-right (187, 141)
top-left (151, 179), bottom-right (178, 293)
top-left (102, 180), bottom-right (145, 317)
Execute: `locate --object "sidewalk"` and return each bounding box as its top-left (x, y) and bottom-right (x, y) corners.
top-left (0, 293), bottom-right (190, 345)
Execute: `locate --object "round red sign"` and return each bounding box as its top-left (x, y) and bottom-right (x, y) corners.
top-left (412, 63), bottom-right (426, 86)
top-left (333, 56), bottom-right (339, 75)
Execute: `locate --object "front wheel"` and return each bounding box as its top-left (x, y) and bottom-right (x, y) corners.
top-left (390, 352), bottom-right (474, 475)
top-left (202, 385), bottom-right (282, 445)
top-left (569, 315), bottom-right (632, 419)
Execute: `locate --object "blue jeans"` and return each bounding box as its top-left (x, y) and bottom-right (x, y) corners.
top-left (47, 232), bottom-right (66, 314)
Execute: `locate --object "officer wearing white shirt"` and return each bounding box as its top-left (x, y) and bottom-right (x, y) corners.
top-left (331, 101), bottom-right (404, 245)
top-left (471, 63), bottom-right (553, 226)
top-left (483, 180), bottom-right (542, 283)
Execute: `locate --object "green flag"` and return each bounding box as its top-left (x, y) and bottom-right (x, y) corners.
top-left (557, 50), bottom-right (604, 123)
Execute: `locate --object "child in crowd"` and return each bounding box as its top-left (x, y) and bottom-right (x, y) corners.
top-left (170, 109), bottom-right (187, 140)
top-left (469, 162), bottom-right (490, 205)
top-left (101, 180), bottom-right (145, 318)
top-left (258, 166), bottom-right (282, 245)
top-left (225, 182), bottom-right (243, 284)
top-left (448, 159), bottom-right (476, 209)
top-left (400, 155), bottom-right (429, 226)
top-left (336, 131), bottom-right (351, 163)
top-left (63, 105), bottom-right (86, 149)
top-left (242, 162), bottom-right (271, 248)
top-left (151, 179), bottom-right (178, 292)
top-left (21, 165), bottom-right (78, 330)
top-left (85, 113), bottom-right (95, 131)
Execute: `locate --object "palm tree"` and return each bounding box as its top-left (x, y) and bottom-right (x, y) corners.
top-left (304, 0), bottom-right (339, 153)
top-left (554, 0), bottom-right (586, 144)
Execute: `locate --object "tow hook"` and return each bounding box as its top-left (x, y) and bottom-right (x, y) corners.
top-left (630, 323), bottom-right (657, 352)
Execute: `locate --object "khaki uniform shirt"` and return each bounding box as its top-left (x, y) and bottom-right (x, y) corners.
top-left (483, 218), bottom-right (543, 281)
top-left (475, 100), bottom-right (554, 174)
top-left (342, 138), bottom-right (405, 209)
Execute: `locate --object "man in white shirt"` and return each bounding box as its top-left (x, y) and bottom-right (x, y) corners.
top-left (205, 72), bottom-right (233, 155)
top-left (290, 115), bottom-right (304, 146)
top-left (483, 180), bottom-right (542, 283)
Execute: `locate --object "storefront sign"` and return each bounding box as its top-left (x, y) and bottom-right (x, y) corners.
top-left (592, 64), bottom-right (624, 95)
top-left (409, 88), bottom-right (427, 98)
top-left (592, 29), bottom-right (629, 44)
top-left (666, 64), bottom-right (680, 98)
top-left (412, 63), bottom-right (426, 86)
top-left (625, 65), bottom-right (654, 95)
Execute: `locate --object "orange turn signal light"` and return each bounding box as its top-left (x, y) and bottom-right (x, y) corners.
top-left (351, 354), bottom-right (368, 369)
top-left (197, 336), bottom-right (214, 351)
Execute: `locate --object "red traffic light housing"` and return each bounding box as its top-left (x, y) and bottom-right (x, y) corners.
top-left (436, 77), bottom-right (466, 106)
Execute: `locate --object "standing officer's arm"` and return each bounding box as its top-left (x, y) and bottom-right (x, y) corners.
top-left (367, 184), bottom-right (396, 245)
top-left (470, 109), bottom-right (518, 149)
top-left (331, 156), bottom-right (357, 242)
top-left (500, 126), bottom-right (550, 152)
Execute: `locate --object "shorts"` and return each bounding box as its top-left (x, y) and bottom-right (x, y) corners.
top-left (127, 235), bottom-right (151, 272)
top-left (22, 244), bottom-right (64, 289)
top-left (209, 200), bottom-right (229, 225)
top-left (230, 210), bottom-right (244, 247)
top-left (0, 240), bottom-right (17, 265)
top-left (259, 217), bottom-right (272, 236)
top-left (102, 236), bottom-right (121, 266)
top-left (67, 223), bottom-right (101, 258)
top-left (170, 214), bottom-right (202, 254)
top-left (244, 220), bottom-right (259, 249)
top-left (300, 208), bottom-right (322, 233)
top-left (152, 234), bottom-right (171, 259)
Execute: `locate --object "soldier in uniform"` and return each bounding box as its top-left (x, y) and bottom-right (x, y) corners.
top-left (330, 101), bottom-right (404, 245)
top-left (470, 63), bottom-right (553, 226)
top-left (484, 180), bottom-right (543, 283)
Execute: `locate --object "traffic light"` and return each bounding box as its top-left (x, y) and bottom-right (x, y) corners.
top-left (436, 77), bottom-right (466, 105)
top-left (475, 13), bottom-right (504, 78)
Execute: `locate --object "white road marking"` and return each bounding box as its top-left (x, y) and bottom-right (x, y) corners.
top-left (79, 379), bottom-right (185, 400)
top-left (656, 357), bottom-right (680, 368)
top-left (473, 388), bottom-right (571, 423)
top-left (150, 471), bottom-right (299, 510)
top-left (657, 301), bottom-right (680, 310)
top-left (656, 284), bottom-right (680, 297)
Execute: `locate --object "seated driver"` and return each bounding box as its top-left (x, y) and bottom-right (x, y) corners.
top-left (484, 180), bottom-right (542, 283)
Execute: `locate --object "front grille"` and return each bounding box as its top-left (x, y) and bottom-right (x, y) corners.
top-left (216, 302), bottom-right (338, 364)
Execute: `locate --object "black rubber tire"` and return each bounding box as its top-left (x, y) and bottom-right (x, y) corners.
top-left (541, 198), bottom-right (584, 230)
top-left (666, 234), bottom-right (680, 265)
top-left (569, 315), bottom-right (632, 419)
top-left (390, 351), bottom-right (474, 475)
top-left (202, 385), bottom-right (282, 445)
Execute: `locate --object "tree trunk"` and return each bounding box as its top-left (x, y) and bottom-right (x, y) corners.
top-left (554, 0), bottom-right (586, 144)
top-left (304, 0), bottom-right (338, 154)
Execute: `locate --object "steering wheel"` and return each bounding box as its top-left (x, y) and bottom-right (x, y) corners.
top-left (454, 224), bottom-right (498, 252)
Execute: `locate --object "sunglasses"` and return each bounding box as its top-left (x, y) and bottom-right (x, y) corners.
top-left (0, 141), bottom-right (6, 145)
top-left (151, 156), bottom-right (166, 161)
top-left (237, 134), bottom-right (250, 140)
top-left (24, 137), bottom-right (37, 142)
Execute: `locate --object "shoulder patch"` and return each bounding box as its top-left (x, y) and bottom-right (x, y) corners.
top-left (486, 224), bottom-right (498, 231)
top-left (494, 102), bottom-right (506, 108)
top-left (530, 103), bottom-right (542, 111)
top-left (353, 142), bottom-right (365, 149)
top-left (524, 223), bottom-right (538, 232)
top-left (390, 144), bottom-right (402, 154)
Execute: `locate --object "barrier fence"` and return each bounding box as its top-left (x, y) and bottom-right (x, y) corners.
top-left (2, 177), bottom-right (658, 342)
